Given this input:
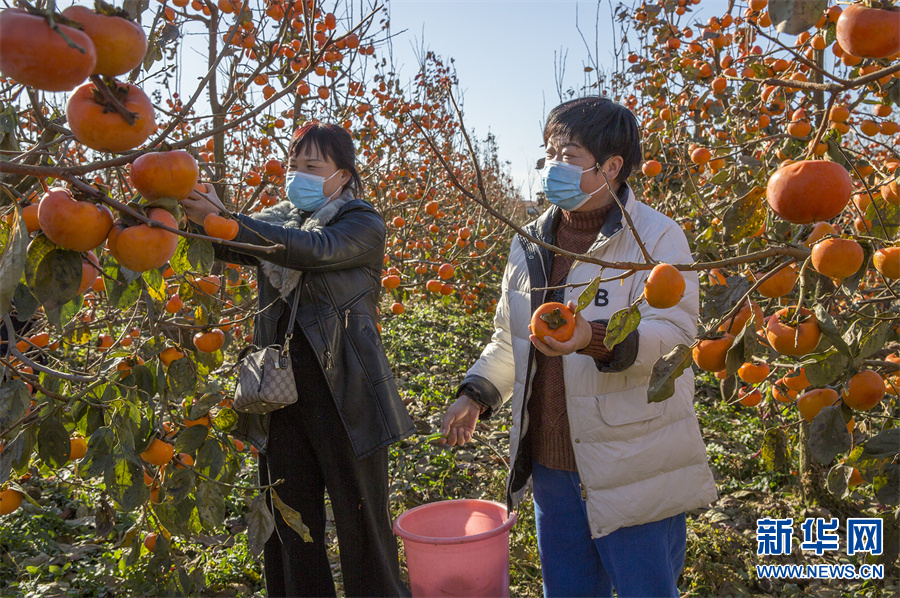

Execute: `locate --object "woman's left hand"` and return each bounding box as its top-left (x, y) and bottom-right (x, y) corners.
top-left (529, 300), bottom-right (593, 357)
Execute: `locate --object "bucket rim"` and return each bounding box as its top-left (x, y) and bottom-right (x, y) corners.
top-left (392, 498), bottom-right (517, 546)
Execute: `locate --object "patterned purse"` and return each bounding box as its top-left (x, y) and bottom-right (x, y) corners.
top-left (233, 289), bottom-right (302, 414)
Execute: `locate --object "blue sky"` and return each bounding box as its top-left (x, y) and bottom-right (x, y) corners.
top-left (386, 0), bottom-right (621, 201)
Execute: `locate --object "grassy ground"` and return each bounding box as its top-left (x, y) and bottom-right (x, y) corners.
top-left (1, 298), bottom-right (896, 597)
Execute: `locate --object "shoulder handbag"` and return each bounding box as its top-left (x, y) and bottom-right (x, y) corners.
top-left (233, 288), bottom-right (302, 414)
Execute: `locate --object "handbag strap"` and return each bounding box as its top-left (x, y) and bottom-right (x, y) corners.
top-left (281, 285), bottom-right (302, 355)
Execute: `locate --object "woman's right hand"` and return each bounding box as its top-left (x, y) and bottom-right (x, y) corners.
top-left (440, 394), bottom-right (482, 446)
top-left (182, 183), bottom-right (229, 225)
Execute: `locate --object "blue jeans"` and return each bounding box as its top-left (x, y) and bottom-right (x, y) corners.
top-left (531, 461), bottom-right (687, 598)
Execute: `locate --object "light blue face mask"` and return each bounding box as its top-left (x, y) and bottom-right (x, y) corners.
top-left (541, 160), bottom-right (607, 211)
top-left (285, 170), bottom-right (341, 212)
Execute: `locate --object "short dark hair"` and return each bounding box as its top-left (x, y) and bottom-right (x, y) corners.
top-left (543, 97), bottom-right (642, 184)
top-left (288, 121), bottom-right (363, 196)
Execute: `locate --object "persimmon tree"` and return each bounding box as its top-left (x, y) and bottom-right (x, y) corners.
top-left (516, 0), bottom-right (899, 520)
top-left (0, 0), bottom-right (523, 592)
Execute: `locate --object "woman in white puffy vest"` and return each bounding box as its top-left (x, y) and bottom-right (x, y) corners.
top-left (441, 96), bottom-right (718, 598)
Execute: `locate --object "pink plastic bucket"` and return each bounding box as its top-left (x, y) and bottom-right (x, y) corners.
top-left (394, 499), bottom-right (517, 597)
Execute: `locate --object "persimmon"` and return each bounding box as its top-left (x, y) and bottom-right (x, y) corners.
top-left (67, 80), bottom-right (156, 152)
top-left (797, 388), bottom-right (839, 423)
top-left (204, 213), bottom-right (239, 240)
top-left (144, 529), bottom-right (171, 551)
top-left (0, 488), bottom-right (23, 516)
top-left (438, 263), bottom-right (455, 280)
top-left (692, 334), bottom-right (734, 372)
top-left (193, 329), bottom-right (225, 353)
top-left (643, 263), bottom-right (685, 309)
top-left (872, 247), bottom-right (899, 279)
top-left (77, 252), bottom-right (102, 295)
top-left (690, 148), bottom-right (711, 164)
top-left (882, 180), bottom-right (900, 205)
top-left (738, 362), bottom-right (770, 385)
top-left (752, 263), bottom-right (797, 298)
top-left (810, 237), bottom-right (864, 279)
top-left (69, 436), bottom-right (87, 461)
top-left (766, 160), bottom-right (852, 224)
top-left (802, 221), bottom-right (837, 248)
top-left (107, 208), bottom-right (179, 272)
top-left (174, 453), bottom-right (194, 468)
top-left (783, 368), bottom-right (810, 391)
top-left (140, 438), bottom-right (174, 466)
top-left (165, 294), bottom-right (183, 313)
top-left (766, 308), bottom-right (821, 357)
top-left (191, 275), bottom-right (221, 296)
top-left (848, 468), bottom-right (865, 487)
top-left (38, 188), bottom-right (113, 252)
top-left (382, 275), bottom-right (401, 290)
top-left (185, 415), bottom-right (210, 428)
top-left (843, 370), bottom-right (886, 411)
top-left (835, 3), bottom-right (900, 59)
top-left (21, 203), bottom-right (40, 233)
top-left (719, 299), bottom-right (764, 334)
top-left (642, 160), bottom-right (662, 176)
top-left (159, 347), bottom-right (185, 367)
top-left (530, 302), bottom-right (576, 343)
top-left (61, 5), bottom-right (148, 76)
top-left (391, 302), bottom-right (405, 315)
top-left (131, 150), bottom-right (200, 201)
top-left (738, 387), bottom-right (763, 407)
top-left (772, 384), bottom-right (798, 403)
top-left (0, 9), bottom-right (96, 91)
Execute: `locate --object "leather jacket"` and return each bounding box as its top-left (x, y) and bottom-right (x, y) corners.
top-left (195, 196), bottom-right (415, 459)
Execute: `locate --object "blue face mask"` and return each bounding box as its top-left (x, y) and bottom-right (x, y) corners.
top-left (541, 160), bottom-right (607, 211)
top-left (285, 170), bottom-right (341, 212)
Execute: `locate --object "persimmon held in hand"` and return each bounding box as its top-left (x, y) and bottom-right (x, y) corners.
top-left (530, 302), bottom-right (575, 343)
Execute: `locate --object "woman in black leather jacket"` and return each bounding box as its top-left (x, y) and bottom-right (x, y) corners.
top-left (182, 122), bottom-right (413, 597)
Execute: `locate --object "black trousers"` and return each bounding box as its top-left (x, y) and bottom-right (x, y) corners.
top-left (258, 331), bottom-right (409, 598)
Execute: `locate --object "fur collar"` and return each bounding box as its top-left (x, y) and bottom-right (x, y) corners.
top-left (252, 188), bottom-right (355, 300)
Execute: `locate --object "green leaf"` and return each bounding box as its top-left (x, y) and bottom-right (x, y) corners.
top-left (188, 393), bottom-right (222, 420)
top-left (648, 344), bottom-right (693, 403)
top-left (874, 464), bottom-right (899, 506)
top-left (826, 463), bottom-right (853, 499)
top-left (164, 467), bottom-right (196, 504)
top-left (862, 428), bottom-right (900, 460)
top-left (865, 200), bottom-right (899, 241)
top-left (166, 356), bottom-right (196, 399)
top-left (768, 0), bottom-right (829, 35)
top-left (188, 238), bottom-right (215, 273)
top-left (105, 451), bottom-right (150, 511)
top-left (809, 404), bottom-right (852, 465)
top-left (722, 186), bottom-right (766, 244)
top-left (574, 275), bottom-right (601, 315)
top-left (143, 267), bottom-right (167, 306)
top-left (725, 319), bottom-right (758, 377)
top-left (12, 282), bottom-right (39, 322)
top-left (761, 427), bottom-right (791, 474)
top-left (0, 379), bottom-right (30, 435)
top-left (104, 261), bottom-right (142, 310)
top-left (814, 304), bottom-right (852, 357)
top-left (195, 436), bottom-right (226, 481)
top-left (37, 416), bottom-right (71, 469)
top-left (174, 425), bottom-right (208, 455)
top-left (45, 294), bottom-right (84, 330)
top-left (247, 492), bottom-right (275, 557)
top-left (24, 236), bottom-right (81, 311)
top-left (195, 481), bottom-right (226, 529)
top-left (603, 303), bottom-right (641, 351)
top-left (77, 426), bottom-right (117, 480)
top-left (700, 277), bottom-right (751, 320)
top-left (131, 364), bottom-right (156, 402)
top-left (272, 488), bottom-right (312, 541)
top-left (0, 207), bottom-right (28, 317)
top-left (214, 407), bottom-right (238, 433)
top-left (803, 351), bottom-right (849, 387)
top-left (856, 321), bottom-right (891, 360)
top-left (0, 431), bottom-right (26, 484)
